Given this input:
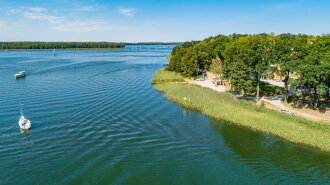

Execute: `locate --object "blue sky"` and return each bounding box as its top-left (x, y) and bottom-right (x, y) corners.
top-left (0, 0), bottom-right (329, 42)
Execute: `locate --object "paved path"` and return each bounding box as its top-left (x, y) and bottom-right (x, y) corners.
top-left (262, 95), bottom-right (329, 122)
top-left (235, 94), bottom-right (329, 123)
top-left (192, 79), bottom-right (329, 123)
top-left (261, 79), bottom-right (285, 87)
top-left (192, 79), bottom-right (226, 92)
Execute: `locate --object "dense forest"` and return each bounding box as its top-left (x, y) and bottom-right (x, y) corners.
top-left (167, 33), bottom-right (330, 110)
top-left (0, 42), bottom-right (125, 49)
top-left (125, 42), bottom-right (182, 45)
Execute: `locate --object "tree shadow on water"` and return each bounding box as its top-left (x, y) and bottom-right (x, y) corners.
top-left (209, 119), bottom-right (330, 183)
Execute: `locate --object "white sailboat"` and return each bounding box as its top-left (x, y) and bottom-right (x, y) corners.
top-left (18, 104), bottom-right (31, 130)
top-left (52, 48), bottom-right (56, 56)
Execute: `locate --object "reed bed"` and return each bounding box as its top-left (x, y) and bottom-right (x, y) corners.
top-left (151, 68), bottom-right (185, 84)
top-left (152, 69), bottom-right (330, 152)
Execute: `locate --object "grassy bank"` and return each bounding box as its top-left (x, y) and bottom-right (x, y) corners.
top-left (151, 68), bottom-right (185, 84)
top-left (152, 69), bottom-right (330, 152)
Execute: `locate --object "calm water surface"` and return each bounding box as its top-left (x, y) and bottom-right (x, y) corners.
top-left (0, 46), bottom-right (329, 184)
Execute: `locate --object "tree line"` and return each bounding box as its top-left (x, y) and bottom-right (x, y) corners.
top-left (125, 42), bottom-right (182, 45)
top-left (0, 42), bottom-right (125, 49)
top-left (167, 33), bottom-right (329, 109)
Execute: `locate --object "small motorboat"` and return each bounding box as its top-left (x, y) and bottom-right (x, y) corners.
top-left (14, 71), bottom-right (26, 79)
top-left (18, 104), bottom-right (31, 130)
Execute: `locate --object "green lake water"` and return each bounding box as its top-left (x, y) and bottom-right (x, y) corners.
top-left (0, 46), bottom-right (329, 184)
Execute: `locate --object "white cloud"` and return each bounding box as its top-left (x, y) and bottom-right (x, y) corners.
top-left (8, 8), bottom-right (21, 15)
top-left (28, 7), bottom-right (46, 12)
top-left (7, 7), bottom-right (46, 15)
top-left (0, 20), bottom-right (6, 28)
top-left (118, 7), bottom-right (136, 17)
top-left (51, 21), bottom-right (135, 32)
top-left (22, 8), bottom-right (135, 33)
top-left (24, 12), bottom-right (64, 24)
top-left (7, 5), bottom-right (136, 35)
top-left (78, 6), bottom-right (96, 11)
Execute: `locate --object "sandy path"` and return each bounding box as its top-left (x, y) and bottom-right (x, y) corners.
top-left (191, 79), bottom-right (329, 123)
top-left (261, 79), bottom-right (285, 87)
top-left (192, 79), bottom-right (226, 92)
top-left (262, 95), bottom-right (329, 122)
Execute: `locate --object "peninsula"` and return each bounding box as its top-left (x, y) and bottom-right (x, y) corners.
top-left (152, 33), bottom-right (330, 152)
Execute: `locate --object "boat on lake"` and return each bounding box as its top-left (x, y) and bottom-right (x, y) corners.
top-left (14, 71), bottom-right (26, 79)
top-left (52, 48), bottom-right (56, 56)
top-left (18, 104), bottom-right (31, 130)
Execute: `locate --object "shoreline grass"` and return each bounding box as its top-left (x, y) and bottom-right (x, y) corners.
top-left (152, 68), bottom-right (330, 153)
top-left (151, 68), bottom-right (185, 84)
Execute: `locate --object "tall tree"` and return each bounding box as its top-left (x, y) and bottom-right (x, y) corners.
top-left (243, 35), bottom-right (272, 101)
top-left (168, 33), bottom-right (329, 108)
top-left (273, 34), bottom-right (297, 102)
top-left (296, 36), bottom-right (330, 109)
top-left (223, 40), bottom-right (253, 96)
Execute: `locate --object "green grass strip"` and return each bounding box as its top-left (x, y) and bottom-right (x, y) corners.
top-left (151, 68), bottom-right (185, 84)
top-left (152, 69), bottom-right (330, 152)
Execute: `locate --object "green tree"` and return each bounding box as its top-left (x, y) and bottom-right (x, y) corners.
top-left (242, 35), bottom-right (272, 101)
top-left (296, 36), bottom-right (330, 109)
top-left (223, 40), bottom-right (253, 95)
top-left (210, 55), bottom-right (223, 75)
top-left (273, 34), bottom-right (297, 102)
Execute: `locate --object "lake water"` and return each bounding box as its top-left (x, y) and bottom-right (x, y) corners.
top-left (0, 46), bottom-right (329, 184)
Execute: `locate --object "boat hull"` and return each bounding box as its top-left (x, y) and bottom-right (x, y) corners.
top-left (18, 117), bottom-right (31, 130)
top-left (14, 71), bottom-right (26, 79)
top-left (15, 74), bottom-right (26, 78)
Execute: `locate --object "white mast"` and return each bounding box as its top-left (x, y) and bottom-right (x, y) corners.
top-left (20, 103), bottom-right (24, 117)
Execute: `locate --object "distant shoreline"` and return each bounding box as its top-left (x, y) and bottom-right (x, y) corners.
top-left (0, 48), bottom-right (128, 51)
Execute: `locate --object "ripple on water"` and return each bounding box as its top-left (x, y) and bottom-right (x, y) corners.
top-left (0, 48), bottom-right (329, 184)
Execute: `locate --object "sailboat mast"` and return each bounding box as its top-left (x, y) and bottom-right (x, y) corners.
top-left (20, 104), bottom-right (24, 117)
